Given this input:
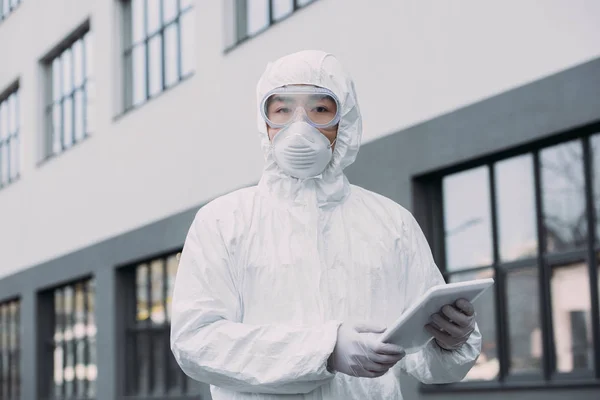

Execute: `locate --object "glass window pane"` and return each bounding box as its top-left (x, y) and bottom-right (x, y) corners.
top-left (1, 142), bottom-right (7, 185)
top-left (53, 345), bottom-right (64, 396)
top-left (8, 93), bottom-right (17, 134)
top-left (164, 23), bottom-right (179, 87)
top-left (74, 90), bottom-right (84, 142)
top-left (137, 265), bottom-right (149, 322)
top-left (84, 32), bottom-right (93, 80)
top-left (62, 49), bottom-right (73, 96)
top-left (496, 155), bottom-right (538, 262)
top-left (9, 135), bottom-right (18, 180)
top-left (449, 268), bottom-right (498, 381)
top-left (86, 280), bottom-right (97, 398)
top-left (73, 39), bottom-right (84, 88)
top-left (180, 9), bottom-right (195, 76)
top-left (551, 262), bottom-right (594, 372)
top-left (0, 101), bottom-right (7, 139)
top-left (136, 331), bottom-right (150, 392)
top-left (52, 104), bottom-right (62, 154)
top-left (443, 166), bottom-right (493, 271)
top-left (163, 0), bottom-right (178, 23)
top-left (152, 331), bottom-right (166, 391)
top-left (132, 45), bottom-right (147, 106)
top-left (85, 81), bottom-right (95, 135)
top-left (62, 97), bottom-right (73, 149)
top-left (147, 0), bottom-right (162, 35)
top-left (273, 0), bottom-right (293, 21)
top-left (52, 58), bottom-right (62, 102)
top-left (151, 259), bottom-right (166, 324)
top-left (247, 0), bottom-right (269, 36)
top-left (507, 267), bottom-right (542, 374)
top-left (148, 35), bottom-right (163, 97)
top-left (64, 286), bottom-right (74, 397)
top-left (541, 141), bottom-right (586, 252)
top-left (166, 254), bottom-right (179, 320)
top-left (590, 134), bottom-right (600, 243)
top-left (131, 0), bottom-right (145, 43)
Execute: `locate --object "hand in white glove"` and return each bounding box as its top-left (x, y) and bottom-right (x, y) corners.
top-left (328, 323), bottom-right (406, 378)
top-left (425, 298), bottom-right (476, 351)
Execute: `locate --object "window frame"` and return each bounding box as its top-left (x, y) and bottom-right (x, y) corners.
top-left (117, 248), bottom-right (195, 398)
top-left (40, 20), bottom-right (92, 164)
top-left (37, 277), bottom-right (97, 400)
top-left (416, 122), bottom-right (600, 392)
top-left (226, 0), bottom-right (318, 51)
top-left (0, 297), bottom-right (21, 400)
top-left (120, 0), bottom-right (195, 113)
top-left (0, 82), bottom-right (20, 189)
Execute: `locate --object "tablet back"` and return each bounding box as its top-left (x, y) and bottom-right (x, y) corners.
top-left (380, 278), bottom-right (494, 353)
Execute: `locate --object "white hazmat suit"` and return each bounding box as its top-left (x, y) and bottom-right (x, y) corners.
top-left (171, 50), bottom-right (482, 399)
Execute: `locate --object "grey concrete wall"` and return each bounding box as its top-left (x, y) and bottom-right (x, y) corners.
top-left (1, 57), bottom-right (599, 399)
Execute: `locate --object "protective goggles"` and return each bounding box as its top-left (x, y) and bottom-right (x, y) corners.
top-left (260, 85), bottom-right (341, 129)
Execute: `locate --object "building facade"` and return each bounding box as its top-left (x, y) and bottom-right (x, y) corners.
top-left (0, 0), bottom-right (599, 399)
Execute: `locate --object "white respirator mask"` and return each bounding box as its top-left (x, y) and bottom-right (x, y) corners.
top-left (270, 121), bottom-right (336, 179)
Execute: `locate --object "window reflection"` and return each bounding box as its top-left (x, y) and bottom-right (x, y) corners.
top-left (506, 267), bottom-right (542, 374)
top-left (136, 264), bottom-right (149, 322)
top-left (0, 299), bottom-right (20, 400)
top-left (50, 279), bottom-right (96, 398)
top-left (449, 268), bottom-right (498, 381)
top-left (541, 141), bottom-right (586, 252)
top-left (496, 155), bottom-right (537, 261)
top-left (128, 251), bottom-right (187, 396)
top-left (443, 166), bottom-right (493, 270)
top-left (551, 262), bottom-right (593, 372)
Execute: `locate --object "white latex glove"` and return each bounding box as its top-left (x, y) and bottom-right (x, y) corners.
top-left (425, 298), bottom-right (476, 351)
top-left (327, 323), bottom-right (406, 378)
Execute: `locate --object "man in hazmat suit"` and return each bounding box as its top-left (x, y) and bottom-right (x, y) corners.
top-left (171, 50), bottom-right (482, 399)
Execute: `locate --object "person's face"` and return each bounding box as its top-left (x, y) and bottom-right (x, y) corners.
top-left (265, 92), bottom-right (339, 148)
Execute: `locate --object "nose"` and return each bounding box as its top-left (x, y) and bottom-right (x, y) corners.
top-left (290, 107), bottom-right (309, 123)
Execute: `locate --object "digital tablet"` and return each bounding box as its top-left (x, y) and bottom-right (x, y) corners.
top-left (379, 278), bottom-right (494, 353)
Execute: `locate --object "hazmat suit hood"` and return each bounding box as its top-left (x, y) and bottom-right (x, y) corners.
top-left (256, 50), bottom-right (362, 207)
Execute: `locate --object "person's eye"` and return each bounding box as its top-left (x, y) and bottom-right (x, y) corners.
top-left (276, 107), bottom-right (291, 114)
top-left (314, 106), bottom-right (329, 113)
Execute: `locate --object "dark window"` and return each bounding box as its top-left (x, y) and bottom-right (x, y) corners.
top-left (0, 299), bottom-right (20, 400)
top-left (123, 251), bottom-right (200, 396)
top-left (0, 0), bottom-right (22, 22)
top-left (122, 0), bottom-right (195, 111)
top-left (43, 279), bottom-right (97, 399)
top-left (421, 129), bottom-right (600, 384)
top-left (43, 26), bottom-right (94, 160)
top-left (231, 0), bottom-right (317, 46)
top-left (0, 84), bottom-right (19, 189)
